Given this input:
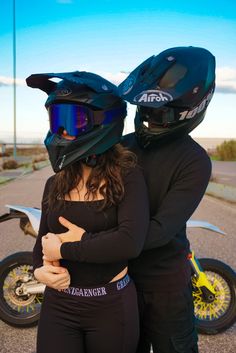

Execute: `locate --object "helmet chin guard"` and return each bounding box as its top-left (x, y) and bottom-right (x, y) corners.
top-left (44, 119), bottom-right (124, 172)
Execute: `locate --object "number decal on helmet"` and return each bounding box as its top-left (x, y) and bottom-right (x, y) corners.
top-left (179, 89), bottom-right (214, 121)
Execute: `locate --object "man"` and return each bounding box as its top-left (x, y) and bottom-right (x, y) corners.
top-left (117, 46), bottom-right (215, 353)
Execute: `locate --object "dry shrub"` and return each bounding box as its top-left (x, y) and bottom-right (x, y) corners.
top-left (32, 154), bottom-right (48, 163)
top-left (32, 163), bottom-right (38, 171)
top-left (0, 152), bottom-right (10, 157)
top-left (2, 159), bottom-right (19, 169)
top-left (216, 140), bottom-right (236, 161)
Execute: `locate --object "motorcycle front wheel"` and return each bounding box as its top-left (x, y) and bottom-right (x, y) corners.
top-left (192, 258), bottom-right (236, 334)
top-left (0, 251), bottom-right (43, 327)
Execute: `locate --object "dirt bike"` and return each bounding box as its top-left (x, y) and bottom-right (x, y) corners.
top-left (0, 205), bottom-right (236, 334)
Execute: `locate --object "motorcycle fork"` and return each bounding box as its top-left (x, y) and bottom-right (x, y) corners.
top-left (188, 251), bottom-right (216, 302)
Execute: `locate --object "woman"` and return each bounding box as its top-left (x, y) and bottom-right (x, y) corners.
top-left (26, 71), bottom-right (149, 353)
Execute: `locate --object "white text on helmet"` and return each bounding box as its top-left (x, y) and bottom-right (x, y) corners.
top-left (134, 90), bottom-right (173, 104)
top-left (59, 155), bottom-right (66, 170)
top-left (179, 89), bottom-right (214, 121)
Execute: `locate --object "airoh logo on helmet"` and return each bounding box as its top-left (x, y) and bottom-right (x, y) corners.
top-left (179, 88), bottom-right (214, 121)
top-left (134, 90), bottom-right (173, 104)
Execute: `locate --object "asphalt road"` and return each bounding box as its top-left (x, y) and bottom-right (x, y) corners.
top-left (211, 161), bottom-right (236, 187)
top-left (0, 166), bottom-right (236, 353)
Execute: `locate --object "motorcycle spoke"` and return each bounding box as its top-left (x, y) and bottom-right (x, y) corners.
top-left (193, 271), bottom-right (231, 321)
top-left (2, 264), bottom-right (43, 316)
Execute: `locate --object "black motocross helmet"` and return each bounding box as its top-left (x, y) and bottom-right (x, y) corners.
top-left (118, 46), bottom-right (215, 148)
top-left (26, 71), bottom-right (127, 172)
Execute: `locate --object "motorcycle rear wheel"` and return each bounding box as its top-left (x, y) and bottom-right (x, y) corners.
top-left (193, 258), bottom-right (236, 334)
top-left (0, 251), bottom-right (43, 327)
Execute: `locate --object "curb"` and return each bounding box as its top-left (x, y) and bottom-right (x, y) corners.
top-left (206, 182), bottom-right (236, 203)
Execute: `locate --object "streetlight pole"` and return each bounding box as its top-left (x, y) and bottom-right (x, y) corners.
top-left (13, 0), bottom-right (17, 159)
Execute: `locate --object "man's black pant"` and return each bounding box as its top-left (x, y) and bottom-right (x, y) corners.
top-left (136, 282), bottom-right (199, 353)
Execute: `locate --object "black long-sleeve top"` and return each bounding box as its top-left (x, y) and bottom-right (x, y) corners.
top-left (124, 133), bottom-right (212, 290)
top-left (76, 134), bottom-right (212, 290)
top-left (33, 166), bottom-right (149, 287)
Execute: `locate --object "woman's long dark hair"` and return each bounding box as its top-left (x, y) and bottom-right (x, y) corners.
top-left (47, 144), bottom-right (137, 210)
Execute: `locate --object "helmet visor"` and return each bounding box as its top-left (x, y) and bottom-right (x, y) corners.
top-left (48, 104), bottom-right (94, 136)
top-left (138, 106), bottom-right (177, 128)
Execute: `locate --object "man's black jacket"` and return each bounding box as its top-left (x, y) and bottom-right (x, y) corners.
top-left (123, 133), bottom-right (211, 290)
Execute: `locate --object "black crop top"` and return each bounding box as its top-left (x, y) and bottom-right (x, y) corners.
top-left (33, 166), bottom-right (149, 287)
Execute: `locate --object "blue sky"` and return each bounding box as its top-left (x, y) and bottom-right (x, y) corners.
top-left (1, 0), bottom-right (236, 142)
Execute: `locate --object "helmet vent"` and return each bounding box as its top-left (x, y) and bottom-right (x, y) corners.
top-left (166, 56), bottom-right (175, 61)
top-left (102, 84), bottom-right (109, 91)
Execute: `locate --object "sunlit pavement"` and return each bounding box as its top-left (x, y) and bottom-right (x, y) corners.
top-left (211, 161), bottom-right (236, 188)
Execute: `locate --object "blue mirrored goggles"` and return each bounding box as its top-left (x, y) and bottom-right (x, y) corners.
top-left (48, 103), bottom-right (126, 137)
top-left (48, 104), bottom-right (94, 136)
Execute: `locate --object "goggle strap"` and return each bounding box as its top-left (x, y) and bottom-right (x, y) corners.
top-left (94, 106), bottom-right (126, 125)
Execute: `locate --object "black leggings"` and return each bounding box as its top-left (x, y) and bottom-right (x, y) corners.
top-left (37, 275), bottom-right (139, 353)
